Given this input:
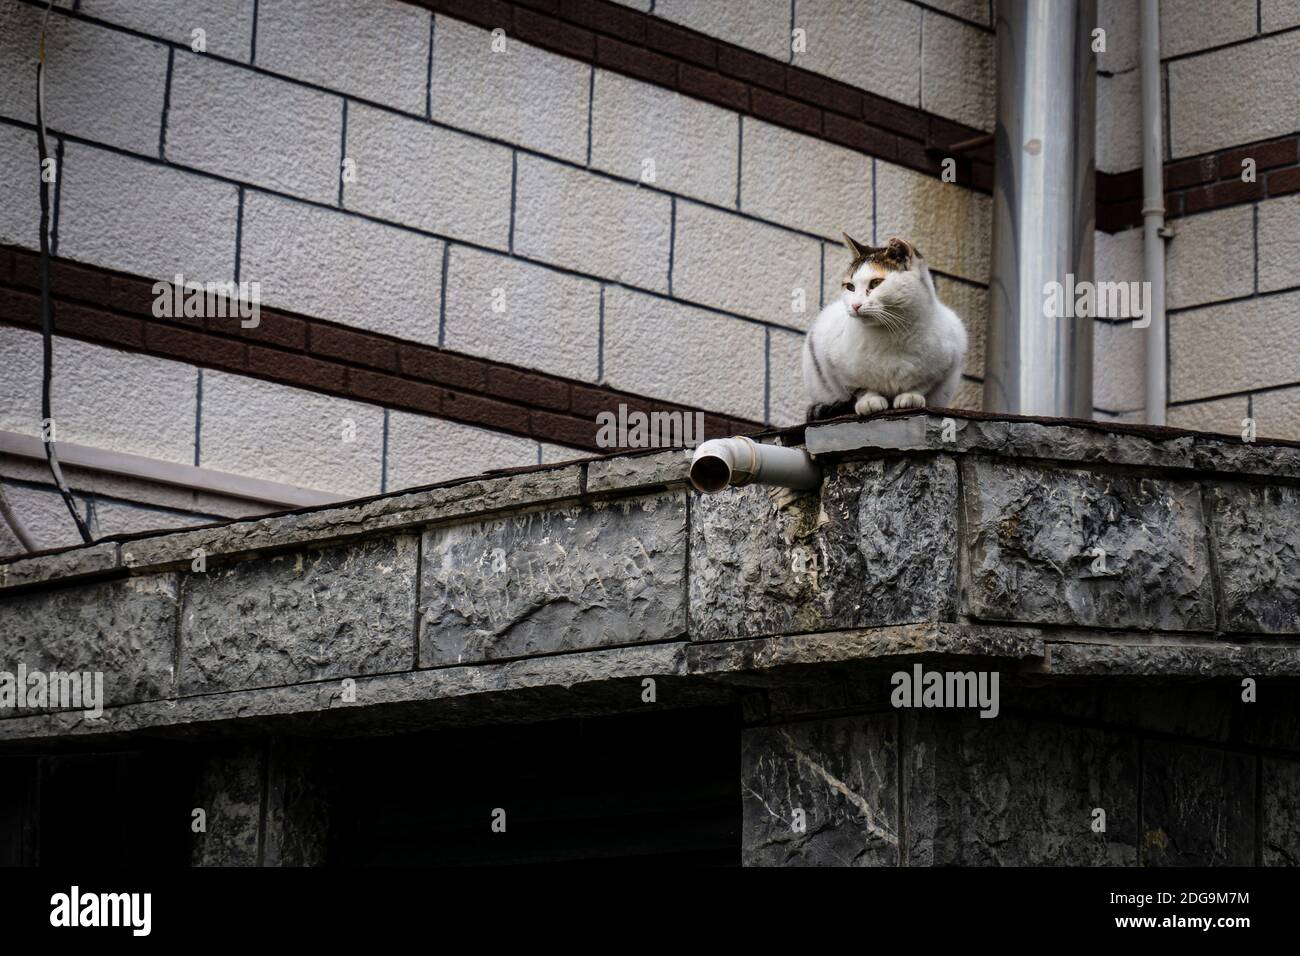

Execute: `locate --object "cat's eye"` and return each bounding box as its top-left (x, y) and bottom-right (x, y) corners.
top-left (868, 277), bottom-right (884, 290)
top-left (842, 282), bottom-right (855, 292)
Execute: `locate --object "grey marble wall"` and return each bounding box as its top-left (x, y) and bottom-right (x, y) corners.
top-left (741, 677), bottom-right (1300, 867)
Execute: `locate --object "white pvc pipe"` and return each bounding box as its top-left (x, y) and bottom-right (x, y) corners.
top-left (1141, 0), bottom-right (1168, 425)
top-left (688, 437), bottom-right (822, 494)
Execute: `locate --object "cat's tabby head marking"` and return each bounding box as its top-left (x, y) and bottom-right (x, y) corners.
top-left (838, 234), bottom-right (934, 330)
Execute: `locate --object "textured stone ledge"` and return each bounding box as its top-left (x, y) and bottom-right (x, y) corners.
top-left (2, 621), bottom-right (1296, 745)
top-left (3, 412), bottom-right (1299, 743)
top-left (0, 624), bottom-right (1038, 743)
top-left (0, 452), bottom-right (697, 593)
top-left (8, 410), bottom-right (1297, 594)
top-left (1039, 639), bottom-right (1300, 677)
top-left (0, 465), bottom-right (585, 593)
top-left (806, 410), bottom-right (1300, 479)
top-left (0, 542), bottom-right (120, 592)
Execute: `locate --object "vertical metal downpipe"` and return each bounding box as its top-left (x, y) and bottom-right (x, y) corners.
top-left (985, 0), bottom-right (1097, 417)
top-left (1140, 0), bottom-right (1168, 425)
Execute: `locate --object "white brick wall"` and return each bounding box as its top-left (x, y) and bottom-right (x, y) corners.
top-left (672, 200), bottom-right (822, 329)
top-left (255, 0), bottom-right (430, 113)
top-left (429, 17), bottom-right (589, 165)
top-left (0, 123), bottom-right (38, 249)
top-left (59, 143), bottom-right (239, 281)
top-left (590, 69), bottom-right (739, 209)
top-left (1262, 0), bottom-right (1300, 31)
top-left (1093, 320), bottom-right (1146, 412)
top-left (79, 0), bottom-right (256, 61)
top-left (385, 410), bottom-right (538, 490)
top-left (1258, 194), bottom-right (1300, 294)
top-left (167, 51), bottom-right (343, 204)
top-left (1096, 70), bottom-right (1142, 174)
top-left (1160, 0), bottom-right (1256, 58)
top-left (1097, 0), bottom-right (1138, 74)
top-left (0, 481), bottom-right (207, 554)
top-left (0, 481), bottom-right (69, 555)
top-left (344, 102), bottom-right (513, 249)
top-left (602, 286), bottom-right (766, 420)
top-left (1167, 395), bottom-right (1249, 434)
top-left (0, 2), bottom-right (168, 156)
top-left (1095, 227), bottom-right (1144, 287)
top-left (920, 11), bottom-right (994, 132)
top-left (926, 0), bottom-right (991, 25)
top-left (933, 276), bottom-right (986, 380)
top-left (739, 119), bottom-right (871, 239)
top-left (199, 370), bottom-right (383, 497)
top-left (513, 154), bottom-right (672, 292)
top-left (796, 0), bottom-right (922, 110)
top-left (240, 191), bottom-right (443, 341)
top-left (655, 0), bottom-right (790, 61)
top-left (1168, 30), bottom-right (1300, 157)
top-left (442, 246), bottom-right (600, 381)
top-left (822, 241), bottom-right (844, 308)
top-left (768, 327), bottom-right (805, 426)
top-left (952, 376), bottom-right (983, 411)
top-left (875, 160), bottom-right (990, 283)
top-left (0, 0), bottom-right (1024, 487)
top-left (0, 327), bottom-right (198, 464)
top-left (1255, 386), bottom-right (1300, 440)
top-left (1166, 205), bottom-right (1255, 310)
top-left (1170, 291), bottom-right (1300, 402)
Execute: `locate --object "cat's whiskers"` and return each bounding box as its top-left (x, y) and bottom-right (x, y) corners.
top-left (864, 305), bottom-right (908, 336)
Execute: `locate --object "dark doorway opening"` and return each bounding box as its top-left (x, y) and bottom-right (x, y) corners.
top-left (327, 705), bottom-right (741, 866)
top-left (0, 751), bottom-right (198, 866)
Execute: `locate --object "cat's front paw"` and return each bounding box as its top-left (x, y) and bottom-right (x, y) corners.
top-left (893, 392), bottom-right (926, 409)
top-left (854, 392), bottom-right (889, 415)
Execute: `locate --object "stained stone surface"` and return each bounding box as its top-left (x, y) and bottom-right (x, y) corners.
top-left (585, 449), bottom-right (689, 494)
top-left (0, 541), bottom-right (119, 592)
top-left (181, 535), bottom-right (418, 695)
top-left (1141, 740), bottom-right (1256, 866)
top-left (1209, 483), bottom-right (1300, 633)
top-left (190, 742), bottom-right (264, 867)
top-left (419, 492), bottom-right (686, 666)
top-left (806, 411), bottom-right (1300, 480)
top-left (905, 712), bottom-right (1140, 866)
top-left (118, 465), bottom-right (584, 572)
top-left (962, 459), bottom-right (1215, 631)
top-left (742, 715), bottom-right (900, 867)
top-left (0, 574), bottom-right (178, 711)
top-left (1263, 757), bottom-right (1300, 866)
top-left (263, 738), bottom-right (331, 867)
top-left (1042, 640), bottom-right (1300, 676)
top-left (690, 457), bottom-right (959, 641)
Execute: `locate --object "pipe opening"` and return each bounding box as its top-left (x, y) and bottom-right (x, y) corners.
top-left (689, 454), bottom-right (732, 494)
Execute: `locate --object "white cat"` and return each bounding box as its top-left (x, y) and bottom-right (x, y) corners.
top-left (802, 234), bottom-right (967, 421)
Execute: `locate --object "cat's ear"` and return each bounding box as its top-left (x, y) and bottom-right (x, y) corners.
top-left (842, 232), bottom-right (871, 260)
top-left (884, 236), bottom-right (918, 267)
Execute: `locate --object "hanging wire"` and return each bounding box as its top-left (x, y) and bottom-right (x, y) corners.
top-left (0, 483), bottom-right (38, 552)
top-left (35, 0), bottom-right (93, 544)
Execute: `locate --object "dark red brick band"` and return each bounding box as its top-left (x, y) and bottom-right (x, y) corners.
top-left (410, 0), bottom-right (1300, 232)
top-left (411, 0), bottom-right (995, 191)
top-left (0, 244), bottom-right (758, 452)
top-left (1096, 135), bottom-right (1300, 231)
